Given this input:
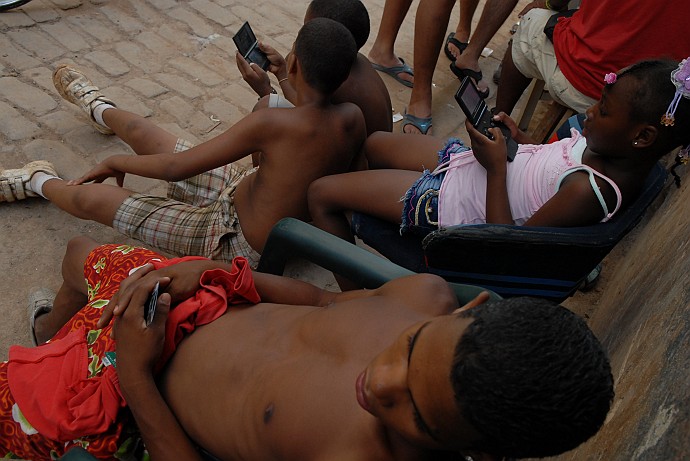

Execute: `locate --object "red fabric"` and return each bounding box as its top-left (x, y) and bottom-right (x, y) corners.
top-left (7, 252), bottom-right (259, 443)
top-left (553, 0), bottom-right (690, 99)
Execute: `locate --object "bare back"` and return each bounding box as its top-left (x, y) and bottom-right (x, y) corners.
top-left (161, 287), bottom-right (451, 461)
top-left (333, 54), bottom-right (393, 136)
top-left (235, 100), bottom-right (366, 252)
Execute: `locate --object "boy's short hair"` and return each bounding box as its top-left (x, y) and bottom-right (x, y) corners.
top-left (307, 0), bottom-right (370, 50)
top-left (295, 18), bottom-right (357, 94)
top-left (451, 297), bottom-right (614, 458)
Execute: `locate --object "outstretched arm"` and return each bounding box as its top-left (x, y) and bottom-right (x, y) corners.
top-left (71, 110), bottom-right (274, 185)
top-left (114, 291), bottom-right (204, 461)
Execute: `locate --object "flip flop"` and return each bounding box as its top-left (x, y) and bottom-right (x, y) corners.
top-left (372, 58), bottom-right (414, 88)
top-left (444, 32), bottom-right (468, 62)
top-left (450, 62), bottom-right (490, 99)
top-left (402, 111), bottom-right (432, 135)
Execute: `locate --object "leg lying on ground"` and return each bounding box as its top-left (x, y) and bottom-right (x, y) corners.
top-left (32, 236), bottom-right (100, 344)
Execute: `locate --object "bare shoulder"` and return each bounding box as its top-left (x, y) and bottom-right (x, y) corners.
top-left (372, 274), bottom-right (459, 316)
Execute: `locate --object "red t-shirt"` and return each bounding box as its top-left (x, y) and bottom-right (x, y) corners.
top-left (553, 0), bottom-right (690, 99)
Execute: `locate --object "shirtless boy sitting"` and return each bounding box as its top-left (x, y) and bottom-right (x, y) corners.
top-left (2, 236), bottom-right (614, 460)
top-left (0, 18), bottom-right (365, 268)
top-left (237, 0), bottom-right (393, 137)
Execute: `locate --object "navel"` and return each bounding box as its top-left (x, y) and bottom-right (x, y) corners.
top-left (263, 403), bottom-right (275, 424)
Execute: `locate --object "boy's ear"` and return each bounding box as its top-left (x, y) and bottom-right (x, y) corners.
top-left (287, 51), bottom-right (298, 76)
top-left (633, 124), bottom-right (658, 148)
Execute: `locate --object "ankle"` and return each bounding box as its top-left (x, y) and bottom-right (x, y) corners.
top-left (29, 172), bottom-right (60, 199)
top-left (93, 103), bottom-right (115, 129)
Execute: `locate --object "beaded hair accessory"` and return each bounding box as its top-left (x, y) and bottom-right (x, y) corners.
top-left (661, 58), bottom-right (690, 127)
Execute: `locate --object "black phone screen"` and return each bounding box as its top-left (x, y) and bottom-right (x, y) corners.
top-left (233, 22), bottom-right (269, 70)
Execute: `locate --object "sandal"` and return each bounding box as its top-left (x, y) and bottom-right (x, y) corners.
top-left (371, 57), bottom-right (414, 88)
top-left (450, 62), bottom-right (490, 99)
top-left (28, 287), bottom-right (56, 346)
top-left (52, 64), bottom-right (117, 135)
top-left (444, 32), bottom-right (468, 62)
top-left (402, 111), bottom-right (432, 135)
top-left (0, 160), bottom-right (58, 203)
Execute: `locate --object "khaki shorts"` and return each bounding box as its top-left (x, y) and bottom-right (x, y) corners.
top-left (511, 8), bottom-right (596, 113)
top-left (113, 139), bottom-right (261, 268)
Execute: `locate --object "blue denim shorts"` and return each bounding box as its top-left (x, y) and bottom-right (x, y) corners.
top-left (400, 138), bottom-right (468, 234)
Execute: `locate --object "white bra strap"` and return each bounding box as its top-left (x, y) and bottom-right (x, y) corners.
top-left (556, 166), bottom-right (623, 222)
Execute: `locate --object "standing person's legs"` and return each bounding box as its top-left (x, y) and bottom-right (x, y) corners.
top-left (367, 0), bottom-right (415, 87)
top-left (445, 0), bottom-right (481, 60)
top-left (404, 0), bottom-right (455, 135)
top-left (453, 0), bottom-right (520, 94)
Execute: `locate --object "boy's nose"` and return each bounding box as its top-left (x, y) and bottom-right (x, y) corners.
top-left (370, 365), bottom-right (407, 407)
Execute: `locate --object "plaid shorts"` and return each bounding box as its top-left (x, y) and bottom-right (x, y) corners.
top-left (113, 139), bottom-right (261, 267)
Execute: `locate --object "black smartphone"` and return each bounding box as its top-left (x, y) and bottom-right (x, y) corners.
top-left (144, 281), bottom-right (160, 327)
top-left (454, 77), bottom-right (518, 161)
top-left (233, 21), bottom-right (270, 71)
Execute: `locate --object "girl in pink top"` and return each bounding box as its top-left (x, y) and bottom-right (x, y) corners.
top-left (309, 58), bottom-right (690, 268)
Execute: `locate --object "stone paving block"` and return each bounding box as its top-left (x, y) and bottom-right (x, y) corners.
top-left (0, 9), bottom-right (35, 27)
top-left (22, 66), bottom-right (63, 95)
top-left (127, 0), bottom-right (166, 25)
top-left (220, 82), bottom-right (260, 118)
top-left (252, 6), bottom-right (299, 36)
top-left (168, 7), bottom-right (216, 39)
top-left (125, 77), bottom-right (169, 99)
top-left (6, 29), bottom-right (65, 61)
top-left (40, 22), bottom-right (91, 52)
top-left (105, 87), bottom-right (154, 118)
top-left (194, 46), bottom-right (235, 82)
top-left (21, 0), bottom-right (61, 22)
top-left (0, 36), bottom-right (42, 71)
top-left (136, 30), bottom-right (181, 58)
top-left (157, 122), bottom-right (200, 145)
top-left (114, 42), bottom-right (163, 74)
top-left (22, 139), bottom-right (92, 175)
top-left (38, 110), bottom-right (86, 136)
top-left (203, 97), bottom-right (238, 124)
top-left (0, 100), bottom-right (42, 141)
top-left (99, 4), bottom-right (145, 34)
top-left (51, 0), bottom-right (83, 10)
top-left (159, 95), bottom-right (196, 125)
top-left (146, 0), bottom-right (177, 11)
top-left (188, 110), bottom-right (224, 136)
top-left (61, 125), bottom-right (120, 156)
top-left (154, 73), bottom-right (205, 100)
top-left (84, 50), bottom-right (130, 77)
top-left (226, 7), bottom-right (265, 32)
top-left (93, 142), bottom-right (134, 164)
top-left (169, 56), bottom-right (225, 87)
top-left (66, 14), bottom-right (121, 43)
top-left (155, 23), bottom-right (208, 55)
top-left (189, 0), bottom-right (237, 27)
top-left (0, 77), bottom-right (58, 116)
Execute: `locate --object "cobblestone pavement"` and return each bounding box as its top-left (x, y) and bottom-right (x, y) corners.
top-left (0, 0), bottom-right (520, 354)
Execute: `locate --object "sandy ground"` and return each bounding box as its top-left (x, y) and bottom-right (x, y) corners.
top-left (1, 1), bottom-right (688, 459)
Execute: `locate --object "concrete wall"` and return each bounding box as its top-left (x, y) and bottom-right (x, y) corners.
top-left (553, 173), bottom-right (689, 460)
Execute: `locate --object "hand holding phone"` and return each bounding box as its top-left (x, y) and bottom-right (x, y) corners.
top-left (233, 21), bottom-right (270, 71)
top-left (454, 77), bottom-right (518, 161)
top-left (144, 281), bottom-right (160, 327)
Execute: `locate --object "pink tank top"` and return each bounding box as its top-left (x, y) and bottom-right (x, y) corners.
top-left (437, 129), bottom-right (622, 226)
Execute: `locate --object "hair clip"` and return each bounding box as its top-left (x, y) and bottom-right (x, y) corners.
top-left (662, 58), bottom-right (690, 126)
top-left (603, 73), bottom-right (617, 85)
